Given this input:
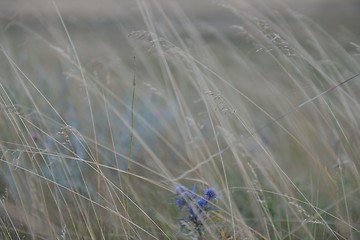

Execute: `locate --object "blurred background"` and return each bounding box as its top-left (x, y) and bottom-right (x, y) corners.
top-left (1, 0), bottom-right (360, 34)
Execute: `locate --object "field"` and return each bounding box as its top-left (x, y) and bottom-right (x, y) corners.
top-left (0, 0), bottom-right (360, 239)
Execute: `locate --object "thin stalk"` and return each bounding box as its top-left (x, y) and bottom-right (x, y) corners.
top-left (129, 55), bottom-right (136, 172)
top-left (125, 55), bottom-right (136, 238)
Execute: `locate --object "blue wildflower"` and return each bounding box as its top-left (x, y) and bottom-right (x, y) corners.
top-left (204, 187), bottom-right (217, 200)
top-left (175, 184), bottom-right (218, 234)
top-left (175, 185), bottom-right (196, 209)
top-left (176, 197), bottom-right (187, 208)
top-left (188, 204), bottom-right (204, 224)
top-left (175, 185), bottom-right (188, 195)
top-left (189, 184), bottom-right (196, 199)
top-left (196, 198), bottom-right (208, 209)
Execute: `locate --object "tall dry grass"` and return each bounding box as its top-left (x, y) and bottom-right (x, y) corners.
top-left (0, 0), bottom-right (359, 239)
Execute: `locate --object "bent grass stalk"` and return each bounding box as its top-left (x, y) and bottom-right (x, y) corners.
top-left (125, 55), bottom-right (137, 238)
top-left (129, 55), bottom-right (137, 173)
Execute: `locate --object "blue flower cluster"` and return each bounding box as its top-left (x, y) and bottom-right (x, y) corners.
top-left (175, 185), bottom-right (218, 225)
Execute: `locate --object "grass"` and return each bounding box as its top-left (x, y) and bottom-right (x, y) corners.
top-left (0, 0), bottom-right (360, 239)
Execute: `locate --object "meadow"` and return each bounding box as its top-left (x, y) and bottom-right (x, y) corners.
top-left (0, 0), bottom-right (360, 239)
